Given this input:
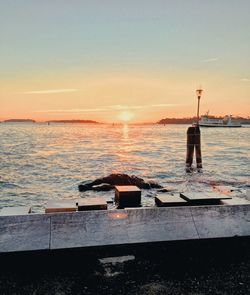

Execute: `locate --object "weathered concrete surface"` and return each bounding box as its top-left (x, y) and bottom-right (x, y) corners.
top-left (0, 214), bottom-right (50, 253)
top-left (0, 205), bottom-right (250, 253)
top-left (191, 205), bottom-right (250, 239)
top-left (0, 206), bottom-right (31, 216)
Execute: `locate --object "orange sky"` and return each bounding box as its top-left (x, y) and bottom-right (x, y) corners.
top-left (1, 70), bottom-right (249, 123)
top-left (1, 2), bottom-right (249, 123)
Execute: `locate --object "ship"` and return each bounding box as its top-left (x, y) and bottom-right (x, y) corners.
top-left (198, 112), bottom-right (242, 127)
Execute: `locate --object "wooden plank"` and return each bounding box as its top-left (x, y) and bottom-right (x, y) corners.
top-left (45, 200), bottom-right (77, 213)
top-left (155, 194), bottom-right (187, 207)
top-left (77, 197), bottom-right (107, 211)
top-left (191, 205), bottom-right (250, 239)
top-left (0, 206), bottom-right (31, 216)
top-left (115, 185), bottom-right (141, 208)
top-left (0, 214), bottom-right (50, 253)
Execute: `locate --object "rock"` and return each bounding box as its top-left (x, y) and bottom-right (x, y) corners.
top-left (78, 174), bottom-right (163, 192)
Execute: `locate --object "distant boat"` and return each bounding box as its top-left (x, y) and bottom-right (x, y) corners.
top-left (198, 112), bottom-right (242, 128)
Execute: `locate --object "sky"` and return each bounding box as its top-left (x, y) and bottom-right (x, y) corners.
top-left (0, 0), bottom-right (250, 122)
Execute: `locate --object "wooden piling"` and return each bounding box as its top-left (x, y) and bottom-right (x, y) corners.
top-left (194, 126), bottom-right (202, 170)
top-left (186, 126), bottom-right (202, 172)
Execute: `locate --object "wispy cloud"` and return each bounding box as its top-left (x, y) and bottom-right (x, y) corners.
top-left (21, 89), bottom-right (79, 94)
top-left (202, 57), bottom-right (219, 63)
top-left (151, 104), bottom-right (179, 107)
top-left (34, 104), bottom-right (183, 114)
top-left (34, 108), bottom-right (106, 113)
top-left (240, 78), bottom-right (250, 82)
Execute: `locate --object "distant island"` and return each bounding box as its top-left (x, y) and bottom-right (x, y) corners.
top-left (157, 116), bottom-right (250, 125)
top-left (4, 119), bottom-right (36, 123)
top-left (47, 120), bottom-right (100, 124)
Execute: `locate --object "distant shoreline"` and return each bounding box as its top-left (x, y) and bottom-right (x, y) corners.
top-left (1, 116), bottom-right (250, 125)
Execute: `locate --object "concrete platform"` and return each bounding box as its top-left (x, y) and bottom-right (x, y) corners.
top-left (0, 204), bottom-right (250, 253)
top-left (155, 194), bottom-right (187, 207)
top-left (0, 206), bottom-right (31, 216)
top-left (180, 192), bottom-right (231, 205)
top-left (77, 197), bottom-right (107, 211)
top-left (45, 200), bottom-right (77, 213)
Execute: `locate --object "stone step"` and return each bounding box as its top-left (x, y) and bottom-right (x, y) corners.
top-left (77, 197), bottom-right (107, 211)
top-left (0, 206), bottom-right (32, 216)
top-left (180, 192), bottom-right (231, 205)
top-left (155, 194), bottom-right (187, 207)
top-left (45, 200), bottom-right (77, 213)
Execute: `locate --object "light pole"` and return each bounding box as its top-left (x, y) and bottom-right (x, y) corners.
top-left (196, 88), bottom-right (203, 125)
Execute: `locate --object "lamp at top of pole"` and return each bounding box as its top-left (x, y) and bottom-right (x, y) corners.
top-left (196, 88), bottom-right (203, 99)
top-left (196, 87), bottom-right (203, 125)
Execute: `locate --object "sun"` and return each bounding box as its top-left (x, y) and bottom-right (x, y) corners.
top-left (117, 111), bottom-right (134, 122)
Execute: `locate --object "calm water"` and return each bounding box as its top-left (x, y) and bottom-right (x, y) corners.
top-left (0, 123), bottom-right (249, 212)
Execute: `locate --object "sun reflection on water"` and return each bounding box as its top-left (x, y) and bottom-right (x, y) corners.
top-left (122, 124), bottom-right (129, 140)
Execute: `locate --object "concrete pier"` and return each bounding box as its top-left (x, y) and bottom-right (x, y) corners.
top-left (0, 204), bottom-right (250, 253)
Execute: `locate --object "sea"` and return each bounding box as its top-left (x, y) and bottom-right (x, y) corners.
top-left (0, 123), bottom-right (249, 212)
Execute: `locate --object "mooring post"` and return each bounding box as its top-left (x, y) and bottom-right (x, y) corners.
top-left (186, 126), bottom-right (202, 172)
top-left (186, 126), bottom-right (195, 172)
top-left (194, 126), bottom-right (202, 170)
top-left (186, 88), bottom-right (203, 173)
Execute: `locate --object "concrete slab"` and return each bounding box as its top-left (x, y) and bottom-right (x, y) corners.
top-left (125, 207), bottom-right (198, 243)
top-left (220, 197), bottom-right (250, 205)
top-left (0, 204), bottom-right (249, 253)
top-left (0, 206), bottom-right (31, 216)
top-left (155, 194), bottom-right (187, 207)
top-left (0, 214), bottom-right (50, 253)
top-left (50, 210), bottom-right (129, 249)
top-left (77, 197), bottom-right (107, 211)
top-left (50, 207), bottom-right (198, 250)
top-left (180, 192), bottom-right (231, 205)
top-left (191, 205), bottom-right (250, 239)
top-left (45, 200), bottom-right (77, 213)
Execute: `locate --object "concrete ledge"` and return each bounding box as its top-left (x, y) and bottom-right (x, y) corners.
top-left (0, 205), bottom-right (250, 253)
top-left (0, 214), bottom-right (50, 253)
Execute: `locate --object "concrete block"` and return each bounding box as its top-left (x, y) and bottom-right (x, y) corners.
top-left (0, 214), bottom-right (50, 253)
top-left (50, 207), bottom-right (198, 250)
top-left (77, 197), bottom-right (107, 211)
top-left (220, 197), bottom-right (250, 206)
top-left (191, 205), bottom-right (250, 239)
top-left (45, 200), bottom-right (77, 213)
top-left (180, 192), bottom-right (231, 205)
top-left (0, 206), bottom-right (31, 216)
top-left (115, 185), bottom-right (141, 208)
top-left (155, 193), bottom-right (187, 207)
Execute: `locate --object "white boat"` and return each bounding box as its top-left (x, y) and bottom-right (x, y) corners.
top-left (198, 112), bottom-right (242, 128)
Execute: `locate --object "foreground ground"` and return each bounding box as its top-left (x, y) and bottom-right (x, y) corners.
top-left (0, 238), bottom-right (249, 295)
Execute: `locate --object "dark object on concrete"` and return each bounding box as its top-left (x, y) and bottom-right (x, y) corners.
top-left (78, 174), bottom-right (162, 192)
top-left (186, 126), bottom-right (202, 172)
top-left (115, 185), bottom-right (141, 208)
top-left (155, 194), bottom-right (187, 207)
top-left (77, 198), bottom-right (107, 211)
top-left (180, 192), bottom-right (231, 205)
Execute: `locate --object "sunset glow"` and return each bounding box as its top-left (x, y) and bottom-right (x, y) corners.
top-left (0, 1), bottom-right (249, 122)
top-left (117, 111), bottom-right (135, 122)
